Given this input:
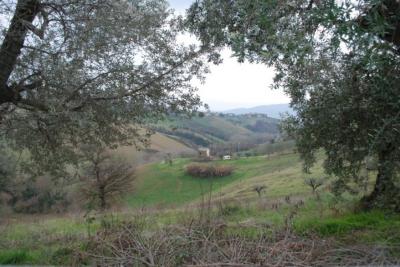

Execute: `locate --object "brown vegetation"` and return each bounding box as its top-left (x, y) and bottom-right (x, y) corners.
top-left (186, 164), bottom-right (234, 178)
top-left (80, 148), bottom-right (135, 211)
top-left (84, 215), bottom-right (399, 267)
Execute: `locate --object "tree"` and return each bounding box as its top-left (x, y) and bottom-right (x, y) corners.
top-left (0, 0), bottom-right (207, 170)
top-left (187, 0), bottom-right (400, 210)
top-left (253, 185), bottom-right (266, 198)
top-left (80, 146), bottom-right (135, 211)
top-left (304, 178), bottom-right (324, 194)
top-left (304, 178), bottom-right (324, 199)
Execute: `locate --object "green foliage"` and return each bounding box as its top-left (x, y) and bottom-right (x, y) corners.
top-left (0, 0), bottom-right (207, 172)
top-left (186, 0), bottom-right (400, 209)
top-left (0, 142), bottom-right (17, 200)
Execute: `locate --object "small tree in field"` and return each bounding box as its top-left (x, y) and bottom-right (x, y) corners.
top-left (80, 147), bottom-right (135, 211)
top-left (304, 178), bottom-right (324, 199)
top-left (253, 185), bottom-right (266, 198)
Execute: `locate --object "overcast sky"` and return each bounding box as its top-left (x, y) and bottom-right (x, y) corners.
top-left (169, 0), bottom-right (290, 111)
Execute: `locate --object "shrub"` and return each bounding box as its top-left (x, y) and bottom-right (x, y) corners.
top-left (10, 176), bottom-right (70, 214)
top-left (186, 164), bottom-right (233, 178)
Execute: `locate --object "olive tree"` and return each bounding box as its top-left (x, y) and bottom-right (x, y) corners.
top-left (0, 0), bottom-right (207, 171)
top-left (186, 0), bottom-right (400, 210)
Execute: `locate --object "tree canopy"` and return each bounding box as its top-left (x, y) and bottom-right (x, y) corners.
top-left (0, 0), bottom-right (207, 170)
top-left (187, 0), bottom-right (400, 210)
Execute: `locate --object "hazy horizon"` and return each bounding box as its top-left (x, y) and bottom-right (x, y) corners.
top-left (169, 0), bottom-right (291, 111)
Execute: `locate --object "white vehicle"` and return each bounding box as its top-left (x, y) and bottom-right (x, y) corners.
top-left (223, 155), bottom-right (232, 160)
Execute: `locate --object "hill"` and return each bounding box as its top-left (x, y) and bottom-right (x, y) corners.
top-left (112, 132), bottom-right (196, 165)
top-left (151, 113), bottom-right (281, 150)
top-left (109, 113), bottom-right (281, 165)
top-left (223, 103), bottom-right (294, 118)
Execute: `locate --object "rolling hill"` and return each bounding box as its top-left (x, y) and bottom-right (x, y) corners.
top-left (151, 113), bottom-right (281, 150)
top-left (110, 113), bottom-right (281, 165)
top-left (112, 132), bottom-right (196, 165)
top-left (223, 103), bottom-right (294, 119)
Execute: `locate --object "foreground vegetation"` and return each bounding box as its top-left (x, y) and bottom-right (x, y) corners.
top-left (0, 0), bottom-right (399, 265)
top-left (1, 153), bottom-right (399, 265)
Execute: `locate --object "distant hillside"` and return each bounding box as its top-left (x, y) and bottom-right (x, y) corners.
top-left (151, 113), bottom-right (281, 150)
top-left (112, 132), bottom-right (196, 165)
top-left (223, 104), bottom-right (294, 119)
top-left (109, 113), bottom-right (282, 164)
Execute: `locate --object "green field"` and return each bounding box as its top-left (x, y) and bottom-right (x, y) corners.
top-left (1, 153), bottom-right (399, 265)
top-left (127, 153), bottom-right (320, 207)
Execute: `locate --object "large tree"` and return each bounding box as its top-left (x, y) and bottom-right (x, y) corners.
top-left (187, 0), bottom-right (400, 210)
top-left (0, 0), bottom-right (207, 170)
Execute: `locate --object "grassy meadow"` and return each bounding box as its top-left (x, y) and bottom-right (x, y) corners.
top-left (1, 152), bottom-right (399, 265)
top-left (127, 153), bottom-right (317, 208)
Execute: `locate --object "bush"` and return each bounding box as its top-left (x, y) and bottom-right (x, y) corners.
top-left (186, 164), bottom-right (233, 178)
top-left (10, 176), bottom-right (70, 214)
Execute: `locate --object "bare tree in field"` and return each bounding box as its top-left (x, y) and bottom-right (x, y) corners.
top-left (304, 178), bottom-right (324, 199)
top-left (253, 185), bottom-right (266, 198)
top-left (80, 147), bottom-right (135, 211)
top-left (0, 0), bottom-right (208, 171)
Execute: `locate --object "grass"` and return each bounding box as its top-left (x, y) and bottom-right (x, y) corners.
top-left (0, 249), bottom-right (41, 264)
top-left (295, 210), bottom-right (400, 244)
top-left (1, 153), bottom-right (398, 265)
top-left (127, 152), bottom-right (324, 207)
top-left (0, 215), bottom-right (90, 265)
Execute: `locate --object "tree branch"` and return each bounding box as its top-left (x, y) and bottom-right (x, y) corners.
top-left (70, 49), bottom-right (206, 111)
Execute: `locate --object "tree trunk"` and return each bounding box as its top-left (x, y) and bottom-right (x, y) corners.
top-left (99, 185), bottom-right (106, 211)
top-left (0, 0), bottom-right (40, 104)
top-left (362, 146), bottom-right (399, 211)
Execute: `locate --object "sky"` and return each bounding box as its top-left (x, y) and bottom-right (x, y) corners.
top-left (169, 0), bottom-right (290, 111)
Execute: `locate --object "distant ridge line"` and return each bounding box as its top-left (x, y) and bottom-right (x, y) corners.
top-left (221, 103), bottom-right (293, 119)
